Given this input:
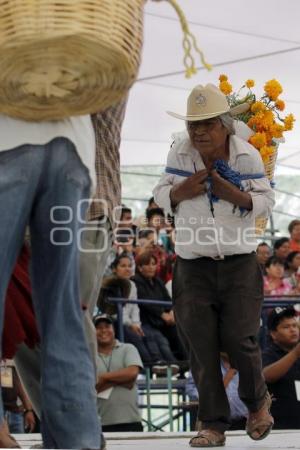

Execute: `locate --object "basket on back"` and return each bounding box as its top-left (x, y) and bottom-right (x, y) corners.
top-left (255, 146), bottom-right (278, 235)
top-left (0, 0), bottom-right (144, 121)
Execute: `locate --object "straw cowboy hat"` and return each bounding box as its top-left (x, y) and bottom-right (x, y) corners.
top-left (167, 83), bottom-right (250, 121)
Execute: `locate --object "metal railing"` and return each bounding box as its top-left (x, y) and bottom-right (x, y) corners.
top-left (107, 296), bottom-right (300, 345)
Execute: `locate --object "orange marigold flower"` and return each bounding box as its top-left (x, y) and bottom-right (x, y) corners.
top-left (245, 79), bottom-right (255, 88)
top-left (248, 111), bottom-right (274, 133)
top-left (269, 123), bottom-right (284, 139)
top-left (260, 111), bottom-right (275, 130)
top-left (275, 99), bottom-right (285, 111)
top-left (219, 74), bottom-right (228, 82)
top-left (219, 80), bottom-right (232, 95)
top-left (283, 113), bottom-right (295, 131)
top-left (249, 132), bottom-right (267, 149)
top-left (250, 102), bottom-right (266, 114)
top-left (264, 79), bottom-right (283, 101)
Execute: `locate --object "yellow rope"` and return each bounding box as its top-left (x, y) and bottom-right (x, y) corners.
top-left (163, 0), bottom-right (212, 77)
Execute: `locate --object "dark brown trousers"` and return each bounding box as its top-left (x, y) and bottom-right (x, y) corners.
top-left (173, 253), bottom-right (267, 432)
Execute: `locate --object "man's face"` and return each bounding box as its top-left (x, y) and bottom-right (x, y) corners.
top-left (187, 117), bottom-right (228, 158)
top-left (256, 245), bottom-right (271, 265)
top-left (96, 322), bottom-right (115, 346)
top-left (271, 317), bottom-right (300, 349)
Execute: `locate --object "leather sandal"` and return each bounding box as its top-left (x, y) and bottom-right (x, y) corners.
top-left (189, 429), bottom-right (226, 447)
top-left (246, 391), bottom-right (274, 441)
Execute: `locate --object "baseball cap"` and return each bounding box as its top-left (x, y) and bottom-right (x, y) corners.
top-left (267, 307), bottom-right (297, 331)
top-left (93, 314), bottom-right (113, 327)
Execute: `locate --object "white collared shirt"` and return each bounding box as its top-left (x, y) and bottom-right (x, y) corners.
top-left (0, 114), bottom-right (96, 191)
top-left (153, 132), bottom-right (275, 259)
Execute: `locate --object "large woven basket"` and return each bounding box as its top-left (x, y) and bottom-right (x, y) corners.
top-left (255, 145), bottom-right (278, 235)
top-left (0, 0), bottom-right (144, 121)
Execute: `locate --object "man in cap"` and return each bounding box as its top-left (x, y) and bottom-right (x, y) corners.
top-left (262, 307), bottom-right (300, 429)
top-left (154, 84), bottom-right (275, 446)
top-left (94, 314), bottom-right (144, 432)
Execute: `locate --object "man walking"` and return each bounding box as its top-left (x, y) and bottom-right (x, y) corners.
top-left (154, 84), bottom-right (275, 447)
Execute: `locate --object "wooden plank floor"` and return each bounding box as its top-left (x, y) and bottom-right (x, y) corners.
top-left (16, 430), bottom-right (300, 449)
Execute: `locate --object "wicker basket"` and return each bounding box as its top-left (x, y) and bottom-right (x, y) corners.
top-left (255, 145), bottom-right (278, 235)
top-left (0, 0), bottom-right (145, 121)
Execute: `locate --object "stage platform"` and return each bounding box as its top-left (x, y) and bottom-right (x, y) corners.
top-left (16, 430), bottom-right (300, 449)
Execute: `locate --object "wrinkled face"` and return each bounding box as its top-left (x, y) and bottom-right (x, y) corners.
top-left (266, 262), bottom-right (284, 279)
top-left (138, 257), bottom-right (157, 279)
top-left (275, 242), bottom-right (290, 260)
top-left (96, 322), bottom-right (115, 346)
top-left (271, 317), bottom-right (299, 348)
top-left (114, 256), bottom-right (133, 279)
top-left (291, 224), bottom-right (300, 241)
top-left (187, 117), bottom-right (228, 158)
top-left (256, 245), bottom-right (271, 265)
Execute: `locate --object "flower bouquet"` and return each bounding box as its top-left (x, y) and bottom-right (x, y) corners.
top-left (218, 75), bottom-right (295, 234)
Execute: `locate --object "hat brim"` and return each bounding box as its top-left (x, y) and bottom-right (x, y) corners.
top-left (167, 102), bottom-right (250, 121)
top-left (94, 318), bottom-right (113, 326)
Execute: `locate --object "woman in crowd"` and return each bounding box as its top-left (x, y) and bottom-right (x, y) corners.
top-left (263, 256), bottom-right (293, 295)
top-left (99, 253), bottom-right (176, 372)
top-left (110, 254), bottom-right (149, 361)
top-left (133, 251), bottom-right (186, 365)
top-left (273, 237), bottom-right (291, 264)
top-left (284, 251), bottom-right (300, 278)
top-left (288, 219), bottom-right (300, 252)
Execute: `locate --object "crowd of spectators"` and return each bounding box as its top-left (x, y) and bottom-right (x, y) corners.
top-left (260, 220), bottom-right (300, 297)
top-left (94, 200), bottom-right (300, 431)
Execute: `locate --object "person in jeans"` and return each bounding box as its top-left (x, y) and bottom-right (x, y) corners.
top-left (0, 113), bottom-right (101, 449)
top-left (2, 99), bottom-right (128, 450)
top-left (154, 83), bottom-right (275, 447)
top-left (2, 363), bottom-right (36, 434)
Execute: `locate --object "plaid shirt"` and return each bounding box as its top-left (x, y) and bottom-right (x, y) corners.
top-left (89, 99), bottom-right (127, 227)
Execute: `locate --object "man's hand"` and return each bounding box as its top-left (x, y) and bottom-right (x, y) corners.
top-left (211, 170), bottom-right (252, 210)
top-left (292, 342), bottom-right (300, 359)
top-left (161, 311), bottom-right (175, 326)
top-left (170, 169), bottom-right (208, 207)
top-left (24, 411), bottom-right (36, 433)
top-left (130, 324), bottom-right (144, 336)
top-left (210, 169), bottom-right (233, 200)
top-left (223, 368), bottom-right (237, 388)
top-left (96, 374), bottom-right (114, 393)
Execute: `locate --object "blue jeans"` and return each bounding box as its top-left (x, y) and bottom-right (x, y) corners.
top-left (0, 138), bottom-right (101, 449)
top-left (4, 411), bottom-right (24, 433)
